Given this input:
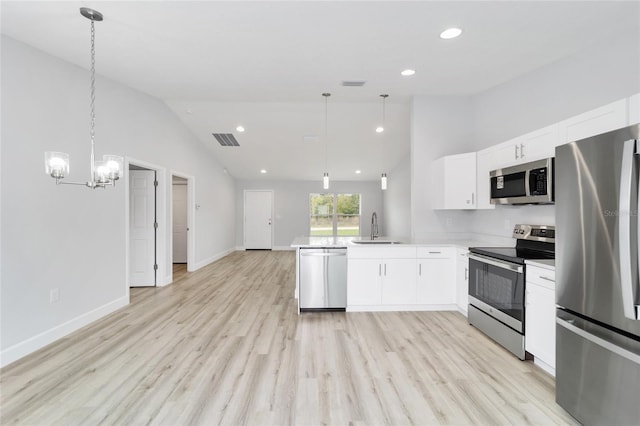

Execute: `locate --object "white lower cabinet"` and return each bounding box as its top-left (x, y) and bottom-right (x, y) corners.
top-left (347, 258), bottom-right (382, 306)
top-left (347, 246), bottom-right (456, 310)
top-left (525, 265), bottom-right (556, 375)
top-left (455, 249), bottom-right (469, 314)
top-left (416, 247), bottom-right (455, 305)
top-left (381, 258), bottom-right (418, 305)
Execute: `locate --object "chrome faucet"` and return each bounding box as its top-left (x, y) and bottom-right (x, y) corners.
top-left (370, 212), bottom-right (379, 240)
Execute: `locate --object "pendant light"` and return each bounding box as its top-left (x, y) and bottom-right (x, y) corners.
top-left (322, 93), bottom-right (331, 190)
top-left (44, 8), bottom-right (123, 189)
top-left (378, 94), bottom-right (389, 190)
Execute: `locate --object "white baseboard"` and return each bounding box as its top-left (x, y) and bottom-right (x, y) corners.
top-left (0, 295), bottom-right (129, 368)
top-left (191, 247), bottom-right (236, 271)
top-left (235, 246), bottom-right (294, 251)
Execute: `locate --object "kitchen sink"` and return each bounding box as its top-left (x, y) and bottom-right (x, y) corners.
top-left (351, 240), bottom-right (403, 245)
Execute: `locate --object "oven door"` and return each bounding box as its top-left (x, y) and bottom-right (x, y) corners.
top-left (468, 253), bottom-right (525, 333)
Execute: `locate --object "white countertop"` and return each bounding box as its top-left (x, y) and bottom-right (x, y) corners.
top-left (291, 233), bottom-right (515, 250)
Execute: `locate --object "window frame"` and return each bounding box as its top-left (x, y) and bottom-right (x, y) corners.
top-left (309, 193), bottom-right (361, 236)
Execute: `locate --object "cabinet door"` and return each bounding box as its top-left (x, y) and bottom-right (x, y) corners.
top-left (381, 258), bottom-right (417, 305)
top-left (455, 250), bottom-right (469, 313)
top-left (417, 256), bottom-right (455, 304)
top-left (525, 282), bottom-right (556, 369)
top-left (560, 98), bottom-right (628, 143)
top-left (445, 153), bottom-right (477, 209)
top-left (520, 123), bottom-right (560, 161)
top-left (629, 93), bottom-right (640, 126)
top-left (432, 152), bottom-right (477, 210)
top-left (347, 259), bottom-right (381, 306)
top-left (491, 138), bottom-right (522, 169)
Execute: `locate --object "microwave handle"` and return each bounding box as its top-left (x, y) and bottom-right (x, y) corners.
top-left (524, 169), bottom-right (531, 197)
top-left (619, 138), bottom-right (639, 320)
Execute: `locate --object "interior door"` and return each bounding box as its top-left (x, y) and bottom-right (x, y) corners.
top-left (172, 183), bottom-right (188, 263)
top-left (244, 190), bottom-right (273, 249)
top-left (129, 170), bottom-right (156, 286)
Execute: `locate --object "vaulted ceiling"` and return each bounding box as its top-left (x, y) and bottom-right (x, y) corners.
top-left (3, 1), bottom-right (639, 180)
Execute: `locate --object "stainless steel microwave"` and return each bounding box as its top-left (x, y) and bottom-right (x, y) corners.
top-left (490, 158), bottom-right (554, 205)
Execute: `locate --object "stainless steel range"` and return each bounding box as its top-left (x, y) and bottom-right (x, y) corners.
top-left (468, 224), bottom-right (555, 359)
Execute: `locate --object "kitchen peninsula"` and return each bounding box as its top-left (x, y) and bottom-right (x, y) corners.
top-left (291, 234), bottom-right (512, 314)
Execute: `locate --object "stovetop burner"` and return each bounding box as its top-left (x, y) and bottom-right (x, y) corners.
top-left (470, 224), bottom-right (555, 264)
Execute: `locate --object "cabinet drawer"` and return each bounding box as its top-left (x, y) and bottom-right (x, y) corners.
top-left (527, 266), bottom-right (555, 290)
top-left (416, 247), bottom-right (453, 258)
top-left (348, 246), bottom-right (416, 259)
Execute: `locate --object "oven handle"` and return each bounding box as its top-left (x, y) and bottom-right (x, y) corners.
top-left (468, 254), bottom-right (523, 273)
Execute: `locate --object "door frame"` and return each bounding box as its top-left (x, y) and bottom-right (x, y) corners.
top-left (243, 189), bottom-right (274, 250)
top-left (125, 157), bottom-right (168, 294)
top-left (170, 170), bottom-right (195, 276)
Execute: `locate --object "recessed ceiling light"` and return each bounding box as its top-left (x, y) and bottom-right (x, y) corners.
top-left (440, 27), bottom-right (462, 39)
top-left (401, 69), bottom-right (415, 76)
top-left (236, 125), bottom-right (245, 132)
top-left (260, 169), bottom-right (267, 174)
top-left (376, 126), bottom-right (384, 133)
top-left (355, 170), bottom-right (361, 174)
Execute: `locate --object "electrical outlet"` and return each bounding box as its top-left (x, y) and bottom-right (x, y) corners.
top-left (504, 219), bottom-right (511, 231)
top-left (50, 288), bottom-right (59, 303)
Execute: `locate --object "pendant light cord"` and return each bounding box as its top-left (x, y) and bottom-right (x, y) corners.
top-left (89, 19), bottom-right (97, 181)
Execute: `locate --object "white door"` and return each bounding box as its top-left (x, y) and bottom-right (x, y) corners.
top-left (129, 170), bottom-right (156, 286)
top-left (172, 183), bottom-right (188, 263)
top-left (244, 190), bottom-right (273, 249)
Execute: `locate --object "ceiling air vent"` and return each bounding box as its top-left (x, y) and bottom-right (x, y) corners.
top-left (341, 80), bottom-right (366, 87)
top-left (212, 133), bottom-right (240, 147)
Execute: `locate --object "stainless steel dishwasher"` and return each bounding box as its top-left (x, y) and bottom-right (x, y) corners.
top-left (299, 247), bottom-right (347, 311)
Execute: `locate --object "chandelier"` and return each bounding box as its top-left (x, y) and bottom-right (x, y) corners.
top-left (44, 8), bottom-right (123, 188)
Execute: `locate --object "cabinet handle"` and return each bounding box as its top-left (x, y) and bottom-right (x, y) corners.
top-left (515, 144), bottom-right (520, 159)
top-left (428, 251), bottom-right (441, 254)
top-left (520, 143), bottom-right (525, 158)
top-left (465, 267), bottom-right (468, 280)
top-left (419, 263), bottom-right (422, 276)
top-left (379, 264), bottom-right (382, 276)
top-left (471, 192), bottom-right (475, 205)
top-left (384, 264), bottom-right (387, 276)
top-left (539, 276), bottom-right (555, 283)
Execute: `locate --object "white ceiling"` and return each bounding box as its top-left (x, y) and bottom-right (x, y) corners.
top-left (3, 1), bottom-right (639, 181)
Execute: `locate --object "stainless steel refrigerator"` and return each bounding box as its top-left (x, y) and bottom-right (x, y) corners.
top-left (556, 124), bottom-right (640, 425)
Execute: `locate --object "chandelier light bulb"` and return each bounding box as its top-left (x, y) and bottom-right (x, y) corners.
top-left (381, 173), bottom-right (388, 190)
top-left (376, 126), bottom-right (384, 133)
top-left (323, 172), bottom-right (330, 190)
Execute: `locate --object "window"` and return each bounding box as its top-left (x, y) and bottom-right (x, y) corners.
top-left (310, 193), bottom-right (361, 236)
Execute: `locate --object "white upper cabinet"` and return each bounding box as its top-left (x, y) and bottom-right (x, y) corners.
top-left (629, 93), bottom-right (640, 126)
top-left (432, 152), bottom-right (477, 210)
top-left (491, 123), bottom-right (560, 170)
top-left (559, 98), bottom-right (628, 143)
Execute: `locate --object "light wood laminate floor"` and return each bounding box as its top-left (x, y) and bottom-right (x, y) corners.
top-left (1, 251), bottom-right (577, 425)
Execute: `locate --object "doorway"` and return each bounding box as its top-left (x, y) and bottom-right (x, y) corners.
top-left (172, 174), bottom-right (190, 281)
top-left (244, 190), bottom-right (273, 250)
top-left (129, 165), bottom-right (157, 287)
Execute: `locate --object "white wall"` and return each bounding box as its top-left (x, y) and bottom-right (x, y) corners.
top-left (0, 37), bottom-right (236, 366)
top-left (235, 180), bottom-right (384, 248)
top-left (382, 155), bottom-right (411, 239)
top-left (410, 96), bottom-right (476, 239)
top-left (473, 27), bottom-right (640, 149)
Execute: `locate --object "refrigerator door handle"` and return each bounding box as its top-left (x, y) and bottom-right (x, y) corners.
top-left (557, 317), bottom-right (640, 364)
top-left (619, 138), bottom-right (639, 320)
